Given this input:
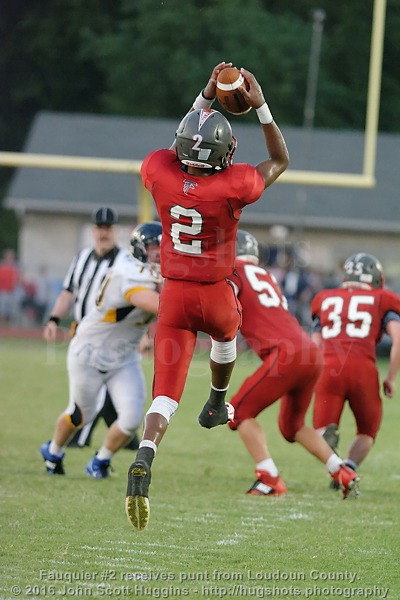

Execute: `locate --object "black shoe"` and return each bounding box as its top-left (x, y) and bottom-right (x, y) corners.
top-left (125, 459), bottom-right (152, 531)
top-left (322, 423), bottom-right (340, 454)
top-left (198, 401), bottom-right (234, 429)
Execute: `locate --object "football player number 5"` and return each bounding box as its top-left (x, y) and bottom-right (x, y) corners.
top-left (170, 205), bottom-right (203, 255)
top-left (244, 264), bottom-right (288, 310)
top-left (321, 295), bottom-right (374, 339)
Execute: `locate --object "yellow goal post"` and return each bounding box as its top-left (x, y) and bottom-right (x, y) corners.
top-left (0, 0), bottom-right (386, 223)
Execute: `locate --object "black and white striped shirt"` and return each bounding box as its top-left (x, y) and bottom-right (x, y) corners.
top-left (63, 246), bottom-right (131, 323)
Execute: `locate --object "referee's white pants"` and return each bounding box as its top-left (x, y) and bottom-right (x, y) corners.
top-left (66, 350), bottom-right (146, 436)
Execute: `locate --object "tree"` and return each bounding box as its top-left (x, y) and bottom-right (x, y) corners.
top-left (0, 0), bottom-right (120, 252)
top-left (82, 0), bottom-right (314, 125)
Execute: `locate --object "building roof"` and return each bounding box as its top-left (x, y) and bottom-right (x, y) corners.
top-left (5, 110), bottom-right (400, 232)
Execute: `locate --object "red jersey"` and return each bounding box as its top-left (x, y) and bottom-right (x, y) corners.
top-left (234, 259), bottom-right (312, 358)
top-left (141, 149), bottom-right (265, 283)
top-left (311, 286), bottom-right (400, 361)
top-left (0, 264), bottom-right (19, 291)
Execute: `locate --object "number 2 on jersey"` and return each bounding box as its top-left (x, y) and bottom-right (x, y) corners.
top-left (170, 205), bottom-right (203, 255)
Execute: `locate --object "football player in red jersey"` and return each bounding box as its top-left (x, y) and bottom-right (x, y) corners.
top-left (126, 62), bottom-right (289, 530)
top-left (311, 253), bottom-right (400, 488)
top-left (227, 231), bottom-right (359, 499)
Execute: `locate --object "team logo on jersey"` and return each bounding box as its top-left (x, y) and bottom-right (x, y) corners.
top-left (183, 179), bottom-right (198, 195)
top-left (198, 109), bottom-right (213, 129)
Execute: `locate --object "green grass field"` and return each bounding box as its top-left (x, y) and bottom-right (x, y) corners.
top-left (1, 337), bottom-right (399, 600)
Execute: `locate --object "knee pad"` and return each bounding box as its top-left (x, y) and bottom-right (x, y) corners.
top-left (146, 396), bottom-right (179, 423)
top-left (65, 404), bottom-right (84, 428)
top-left (210, 338), bottom-right (237, 364)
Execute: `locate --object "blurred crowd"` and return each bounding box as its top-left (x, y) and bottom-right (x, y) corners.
top-left (267, 262), bottom-right (339, 334)
top-left (0, 249), bottom-right (55, 327)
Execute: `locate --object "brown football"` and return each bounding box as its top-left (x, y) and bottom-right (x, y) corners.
top-left (216, 67), bottom-right (251, 115)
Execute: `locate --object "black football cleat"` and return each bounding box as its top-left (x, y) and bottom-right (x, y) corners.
top-left (198, 402), bottom-right (234, 429)
top-left (126, 459), bottom-right (152, 531)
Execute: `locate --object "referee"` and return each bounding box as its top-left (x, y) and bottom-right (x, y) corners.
top-left (43, 206), bottom-right (139, 450)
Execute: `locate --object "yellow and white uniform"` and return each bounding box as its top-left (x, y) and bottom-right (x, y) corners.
top-left (66, 254), bottom-right (162, 436)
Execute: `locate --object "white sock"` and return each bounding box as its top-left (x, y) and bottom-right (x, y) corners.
top-left (256, 458), bottom-right (278, 477)
top-left (49, 441), bottom-right (65, 458)
top-left (139, 440), bottom-right (157, 454)
top-left (96, 446), bottom-right (114, 461)
top-left (326, 453), bottom-right (342, 474)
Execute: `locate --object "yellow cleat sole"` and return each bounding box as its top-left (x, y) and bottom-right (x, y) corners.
top-left (126, 467), bottom-right (149, 531)
top-left (126, 495), bottom-right (150, 531)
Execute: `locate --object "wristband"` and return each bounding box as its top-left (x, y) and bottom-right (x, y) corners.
top-left (48, 316), bottom-right (60, 325)
top-left (192, 89), bottom-right (215, 111)
top-left (256, 102), bottom-right (273, 125)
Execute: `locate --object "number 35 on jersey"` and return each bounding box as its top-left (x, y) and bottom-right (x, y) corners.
top-left (311, 287), bottom-right (400, 360)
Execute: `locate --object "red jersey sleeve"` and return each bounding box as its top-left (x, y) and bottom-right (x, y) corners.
top-left (226, 164), bottom-right (265, 218)
top-left (141, 149), bottom-right (175, 192)
top-left (236, 164), bottom-right (265, 206)
top-left (381, 289), bottom-right (400, 316)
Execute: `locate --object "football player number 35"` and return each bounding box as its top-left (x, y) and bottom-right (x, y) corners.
top-left (321, 295), bottom-right (374, 339)
top-left (170, 205), bottom-right (203, 255)
top-left (244, 264), bottom-right (288, 310)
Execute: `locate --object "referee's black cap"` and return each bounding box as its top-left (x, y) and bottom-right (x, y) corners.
top-left (92, 207), bottom-right (118, 226)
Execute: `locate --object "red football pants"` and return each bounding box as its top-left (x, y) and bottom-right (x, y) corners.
top-left (153, 278), bottom-right (241, 403)
top-left (313, 355), bottom-right (382, 439)
top-left (229, 343), bottom-right (322, 442)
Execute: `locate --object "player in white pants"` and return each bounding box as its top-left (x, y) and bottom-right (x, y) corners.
top-left (43, 207), bottom-right (138, 451)
top-left (67, 352), bottom-right (147, 442)
top-left (41, 222), bottom-right (163, 479)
